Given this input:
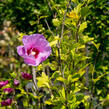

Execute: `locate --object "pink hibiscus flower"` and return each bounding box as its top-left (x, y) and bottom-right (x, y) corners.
top-left (21, 72), bottom-right (32, 80)
top-left (0, 80), bottom-right (8, 88)
top-left (3, 88), bottom-right (14, 93)
top-left (17, 34), bottom-right (51, 66)
top-left (14, 79), bottom-right (20, 86)
top-left (1, 98), bottom-right (12, 106)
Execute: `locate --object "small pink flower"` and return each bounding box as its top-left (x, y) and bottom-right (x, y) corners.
top-left (3, 88), bottom-right (14, 93)
top-left (17, 34), bottom-right (51, 66)
top-left (21, 72), bottom-right (32, 80)
top-left (1, 98), bottom-right (12, 106)
top-left (14, 79), bottom-right (20, 86)
top-left (0, 80), bottom-right (8, 88)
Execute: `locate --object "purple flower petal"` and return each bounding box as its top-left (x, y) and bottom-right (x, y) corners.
top-left (17, 46), bottom-right (26, 57)
top-left (21, 72), bottom-right (32, 80)
top-left (1, 99), bottom-right (12, 106)
top-left (23, 34), bottom-right (51, 52)
top-left (0, 80), bottom-right (8, 88)
top-left (24, 57), bottom-right (36, 66)
top-left (17, 34), bottom-right (51, 66)
top-left (22, 34), bottom-right (45, 49)
top-left (14, 79), bottom-right (20, 86)
top-left (35, 51), bottom-right (51, 66)
top-left (3, 88), bottom-right (14, 93)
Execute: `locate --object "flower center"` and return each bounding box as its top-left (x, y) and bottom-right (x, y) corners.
top-left (31, 51), bottom-right (36, 55)
top-left (27, 48), bottom-right (39, 58)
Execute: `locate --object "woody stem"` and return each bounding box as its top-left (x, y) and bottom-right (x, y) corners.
top-left (32, 67), bottom-right (38, 92)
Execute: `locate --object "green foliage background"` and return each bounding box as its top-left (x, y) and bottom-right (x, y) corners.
top-left (0, 0), bottom-right (109, 109)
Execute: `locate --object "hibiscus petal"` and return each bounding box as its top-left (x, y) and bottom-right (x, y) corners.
top-left (23, 34), bottom-right (51, 52)
top-left (21, 72), bottom-right (32, 80)
top-left (22, 34), bottom-right (44, 48)
top-left (17, 46), bottom-right (26, 57)
top-left (14, 79), bottom-right (20, 86)
top-left (35, 51), bottom-right (51, 66)
top-left (24, 58), bottom-right (36, 66)
top-left (1, 99), bottom-right (12, 106)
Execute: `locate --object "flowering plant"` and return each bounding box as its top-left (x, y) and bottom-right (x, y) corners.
top-left (21, 72), bottom-right (32, 80)
top-left (0, 80), bottom-right (8, 88)
top-left (1, 99), bottom-right (12, 106)
top-left (17, 34), bottom-right (51, 66)
top-left (3, 88), bottom-right (14, 93)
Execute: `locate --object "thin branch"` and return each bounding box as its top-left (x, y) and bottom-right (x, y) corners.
top-left (59, 0), bottom-right (71, 45)
top-left (46, 0), bottom-right (52, 11)
top-left (85, 43), bottom-right (90, 87)
top-left (75, 21), bottom-right (80, 43)
top-left (57, 0), bottom-right (71, 69)
top-left (45, 18), bottom-right (54, 36)
top-left (94, 99), bottom-right (108, 109)
top-left (32, 67), bottom-right (38, 92)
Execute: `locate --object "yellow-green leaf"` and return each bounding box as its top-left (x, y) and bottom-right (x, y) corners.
top-left (79, 22), bottom-right (87, 32)
top-left (92, 41), bottom-right (100, 50)
top-left (45, 100), bottom-right (52, 105)
top-left (56, 77), bottom-right (66, 82)
top-left (50, 36), bottom-right (59, 47)
top-left (52, 18), bottom-right (60, 27)
top-left (37, 72), bottom-right (50, 88)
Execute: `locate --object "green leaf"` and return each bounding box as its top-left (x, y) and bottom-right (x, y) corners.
top-left (49, 61), bottom-right (58, 70)
top-left (29, 21), bottom-right (37, 26)
top-left (50, 36), bottom-right (59, 47)
top-left (52, 18), bottom-right (61, 27)
top-left (37, 72), bottom-right (50, 88)
top-left (45, 100), bottom-right (52, 105)
top-left (79, 22), bottom-right (87, 32)
top-left (23, 99), bottom-right (28, 107)
top-left (16, 94), bottom-right (24, 98)
top-left (18, 33), bottom-right (26, 40)
top-left (92, 41), bottom-right (100, 50)
top-left (71, 0), bottom-right (78, 4)
top-left (78, 45), bottom-right (85, 49)
top-left (39, 15), bottom-right (48, 19)
top-left (93, 72), bottom-right (109, 83)
top-left (51, 71), bottom-right (61, 79)
top-left (50, 40), bottom-right (58, 47)
top-left (56, 77), bottom-right (66, 82)
top-left (53, 105), bottom-right (66, 109)
top-left (82, 35), bottom-right (94, 43)
top-left (18, 88), bottom-right (27, 95)
top-left (74, 4), bottom-right (82, 14)
top-left (76, 93), bottom-right (84, 101)
top-left (87, 0), bottom-right (95, 4)
top-left (61, 87), bottom-right (65, 99)
top-left (71, 73), bottom-right (80, 82)
top-left (77, 70), bottom-right (85, 77)
top-left (81, 6), bottom-right (89, 17)
top-left (28, 93), bottom-right (39, 99)
top-left (10, 72), bottom-right (17, 78)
